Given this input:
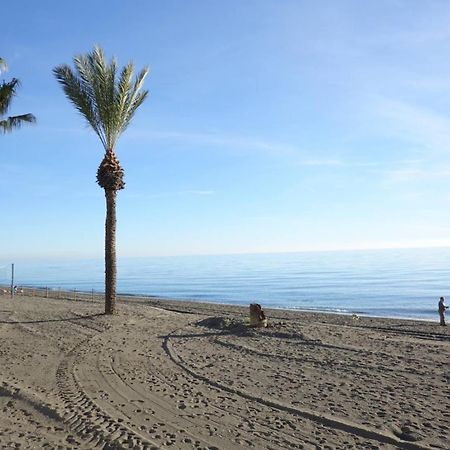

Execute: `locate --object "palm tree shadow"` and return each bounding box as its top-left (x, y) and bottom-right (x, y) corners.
top-left (0, 313), bottom-right (104, 325)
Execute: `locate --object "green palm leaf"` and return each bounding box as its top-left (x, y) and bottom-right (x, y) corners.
top-left (0, 76), bottom-right (36, 133)
top-left (53, 46), bottom-right (149, 151)
top-left (0, 113), bottom-right (36, 133)
top-left (0, 78), bottom-right (20, 116)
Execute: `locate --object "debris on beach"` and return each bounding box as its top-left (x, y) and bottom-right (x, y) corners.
top-left (249, 303), bottom-right (268, 327)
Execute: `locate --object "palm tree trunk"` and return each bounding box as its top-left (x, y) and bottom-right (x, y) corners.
top-left (104, 189), bottom-right (117, 314)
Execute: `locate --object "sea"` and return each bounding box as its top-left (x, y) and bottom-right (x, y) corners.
top-left (2, 247), bottom-right (450, 322)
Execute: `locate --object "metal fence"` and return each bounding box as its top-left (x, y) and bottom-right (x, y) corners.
top-left (0, 284), bottom-right (168, 308)
top-left (0, 285), bottom-right (104, 302)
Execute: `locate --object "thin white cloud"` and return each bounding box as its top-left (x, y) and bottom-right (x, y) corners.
top-left (383, 168), bottom-right (425, 183)
top-left (404, 77), bottom-right (450, 92)
top-left (293, 158), bottom-right (383, 169)
top-left (377, 164), bottom-right (450, 183)
top-left (126, 129), bottom-right (357, 172)
top-left (123, 189), bottom-right (216, 200)
top-left (296, 159), bottom-right (344, 167)
top-left (126, 129), bottom-right (301, 156)
top-left (375, 97), bottom-right (450, 153)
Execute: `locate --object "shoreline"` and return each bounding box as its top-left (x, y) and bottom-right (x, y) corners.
top-left (1, 283), bottom-right (440, 324)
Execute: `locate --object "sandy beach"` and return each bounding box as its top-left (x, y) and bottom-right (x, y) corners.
top-left (0, 291), bottom-right (449, 449)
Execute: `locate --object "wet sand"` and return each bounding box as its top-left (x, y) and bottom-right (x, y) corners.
top-left (0, 292), bottom-right (449, 449)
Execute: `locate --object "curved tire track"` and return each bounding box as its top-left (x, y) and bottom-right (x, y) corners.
top-left (55, 326), bottom-right (157, 449)
top-left (164, 331), bottom-right (431, 450)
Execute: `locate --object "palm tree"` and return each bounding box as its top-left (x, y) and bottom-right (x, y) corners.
top-left (53, 46), bottom-right (149, 315)
top-left (0, 58), bottom-right (36, 133)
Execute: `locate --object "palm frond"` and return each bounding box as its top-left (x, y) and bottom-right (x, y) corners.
top-left (132, 67), bottom-right (149, 96)
top-left (53, 64), bottom-right (107, 148)
top-left (0, 113), bottom-right (36, 133)
top-left (0, 64), bottom-right (35, 133)
top-left (0, 78), bottom-right (20, 115)
top-left (117, 67), bottom-right (149, 135)
top-left (115, 62), bottom-right (134, 130)
top-left (54, 46), bottom-right (149, 151)
top-left (88, 47), bottom-right (111, 145)
top-left (122, 89), bottom-right (149, 133)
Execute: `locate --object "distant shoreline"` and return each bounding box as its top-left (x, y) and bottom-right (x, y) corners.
top-left (0, 283), bottom-right (438, 324)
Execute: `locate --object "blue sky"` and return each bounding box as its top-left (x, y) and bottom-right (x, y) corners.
top-left (3, 0), bottom-right (450, 259)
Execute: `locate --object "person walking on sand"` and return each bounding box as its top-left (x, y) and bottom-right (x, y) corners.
top-left (438, 297), bottom-right (449, 326)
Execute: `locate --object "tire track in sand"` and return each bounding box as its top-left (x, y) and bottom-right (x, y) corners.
top-left (73, 324), bottom-right (243, 449)
top-left (164, 331), bottom-right (432, 450)
top-left (55, 323), bottom-right (159, 449)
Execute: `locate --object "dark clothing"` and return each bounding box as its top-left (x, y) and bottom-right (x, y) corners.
top-left (438, 299), bottom-right (447, 326)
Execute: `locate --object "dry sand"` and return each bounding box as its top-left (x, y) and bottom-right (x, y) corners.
top-left (0, 292), bottom-right (449, 449)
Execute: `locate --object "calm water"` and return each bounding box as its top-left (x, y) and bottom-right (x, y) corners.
top-left (2, 248), bottom-right (450, 321)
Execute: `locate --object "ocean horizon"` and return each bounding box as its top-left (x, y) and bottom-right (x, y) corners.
top-left (2, 247), bottom-right (450, 322)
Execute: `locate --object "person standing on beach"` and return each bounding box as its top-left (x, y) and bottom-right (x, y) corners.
top-left (438, 297), bottom-right (448, 326)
